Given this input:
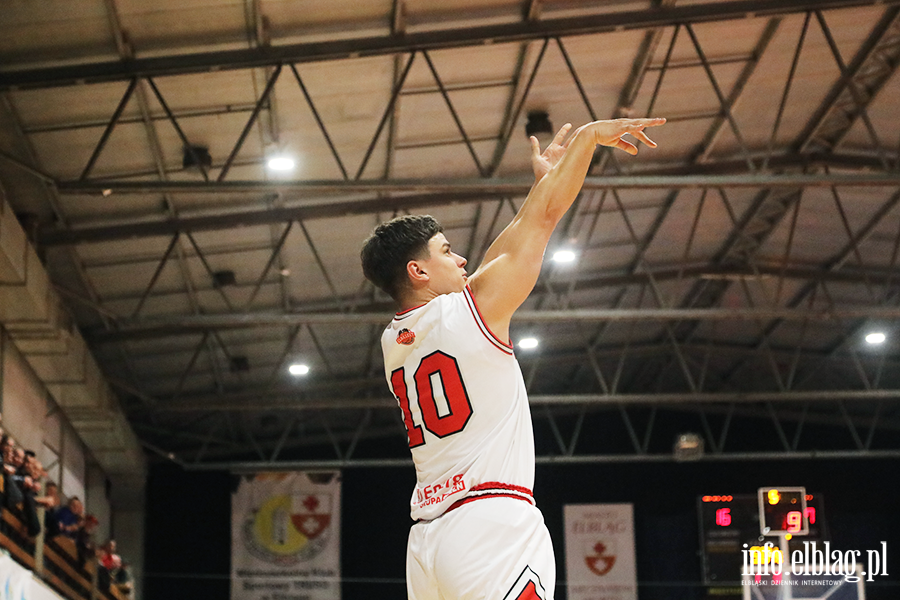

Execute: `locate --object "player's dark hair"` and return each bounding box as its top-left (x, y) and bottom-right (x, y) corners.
top-left (361, 215), bottom-right (443, 302)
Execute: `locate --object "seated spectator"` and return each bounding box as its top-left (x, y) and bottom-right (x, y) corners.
top-left (56, 496), bottom-right (84, 538)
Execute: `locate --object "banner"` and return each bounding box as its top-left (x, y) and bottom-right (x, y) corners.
top-left (0, 553), bottom-right (60, 600)
top-left (232, 472), bottom-right (341, 600)
top-left (564, 504), bottom-right (637, 600)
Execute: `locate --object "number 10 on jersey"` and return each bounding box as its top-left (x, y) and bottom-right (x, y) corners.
top-left (390, 350), bottom-right (474, 447)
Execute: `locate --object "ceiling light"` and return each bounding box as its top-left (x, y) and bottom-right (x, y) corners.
top-left (289, 363), bottom-right (310, 376)
top-left (865, 332), bottom-right (886, 345)
top-left (267, 155), bottom-right (296, 171)
top-left (552, 250), bottom-right (576, 263)
top-left (518, 337), bottom-right (539, 349)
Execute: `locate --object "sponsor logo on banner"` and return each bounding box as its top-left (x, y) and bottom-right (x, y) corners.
top-left (232, 472), bottom-right (341, 600)
top-left (565, 504), bottom-right (637, 600)
top-left (585, 541), bottom-right (617, 576)
top-left (241, 490), bottom-right (334, 565)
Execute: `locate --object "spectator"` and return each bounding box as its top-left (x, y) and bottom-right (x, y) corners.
top-left (10, 447), bottom-right (25, 471)
top-left (0, 432), bottom-right (5, 506)
top-left (1, 437), bottom-right (24, 509)
top-left (99, 539), bottom-right (122, 571)
top-left (76, 514), bottom-right (99, 567)
top-left (115, 561), bottom-right (134, 596)
top-left (17, 454), bottom-right (41, 536)
top-left (55, 496), bottom-right (84, 537)
top-left (36, 481), bottom-right (61, 537)
top-left (1, 435), bottom-right (16, 472)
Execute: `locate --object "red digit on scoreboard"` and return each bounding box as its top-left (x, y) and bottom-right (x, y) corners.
top-left (715, 508), bottom-right (732, 526)
top-left (786, 510), bottom-right (802, 533)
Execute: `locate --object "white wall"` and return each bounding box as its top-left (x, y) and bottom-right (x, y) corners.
top-left (60, 426), bottom-right (86, 502)
top-left (1, 335), bottom-right (47, 452)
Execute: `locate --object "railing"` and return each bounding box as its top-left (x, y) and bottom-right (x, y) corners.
top-left (0, 506), bottom-right (126, 600)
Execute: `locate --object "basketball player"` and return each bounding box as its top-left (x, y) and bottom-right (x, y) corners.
top-left (361, 117), bottom-right (665, 600)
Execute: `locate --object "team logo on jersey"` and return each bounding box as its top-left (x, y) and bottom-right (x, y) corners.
top-left (585, 541), bottom-right (616, 576)
top-left (396, 328), bottom-right (416, 345)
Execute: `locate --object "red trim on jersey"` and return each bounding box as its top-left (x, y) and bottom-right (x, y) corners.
top-left (395, 303), bottom-right (426, 318)
top-left (444, 492), bottom-right (533, 515)
top-left (470, 481), bottom-right (533, 496)
top-left (441, 481), bottom-right (534, 515)
top-left (463, 285), bottom-right (514, 355)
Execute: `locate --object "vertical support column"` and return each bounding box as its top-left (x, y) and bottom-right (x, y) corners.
top-left (0, 327), bottom-right (5, 413)
top-left (34, 506), bottom-right (46, 577)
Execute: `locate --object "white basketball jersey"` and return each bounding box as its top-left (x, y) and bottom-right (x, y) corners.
top-left (381, 286), bottom-right (535, 521)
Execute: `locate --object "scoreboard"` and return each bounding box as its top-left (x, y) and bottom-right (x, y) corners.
top-left (697, 492), bottom-right (826, 599)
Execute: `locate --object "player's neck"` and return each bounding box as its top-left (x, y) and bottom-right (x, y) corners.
top-left (399, 287), bottom-right (443, 312)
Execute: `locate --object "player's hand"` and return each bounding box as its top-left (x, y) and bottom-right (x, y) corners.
top-left (530, 123), bottom-right (573, 182)
top-left (578, 117), bottom-right (666, 155)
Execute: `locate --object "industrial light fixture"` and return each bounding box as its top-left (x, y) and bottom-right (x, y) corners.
top-left (525, 110), bottom-right (554, 148)
top-left (229, 356), bottom-right (250, 373)
top-left (518, 337), bottom-right (539, 350)
top-left (552, 249), bottom-right (576, 263)
top-left (289, 363), bottom-right (310, 376)
top-left (674, 433), bottom-right (704, 461)
top-left (212, 270), bottom-right (236, 288)
top-left (865, 332), bottom-right (886, 345)
top-left (182, 145), bottom-right (212, 170)
top-left (267, 155), bottom-right (296, 172)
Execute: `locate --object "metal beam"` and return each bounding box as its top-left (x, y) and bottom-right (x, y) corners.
top-left (54, 172), bottom-right (900, 196)
top-left (38, 190), bottom-right (508, 246)
top-left (89, 306), bottom-right (900, 341)
top-left (1, 0), bottom-right (894, 90)
top-left (140, 390), bottom-right (900, 413)
top-left (182, 448), bottom-right (900, 471)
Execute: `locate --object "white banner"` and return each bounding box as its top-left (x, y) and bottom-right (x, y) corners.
top-left (564, 504), bottom-right (637, 600)
top-left (231, 472), bottom-right (341, 600)
top-left (0, 553), bottom-right (61, 600)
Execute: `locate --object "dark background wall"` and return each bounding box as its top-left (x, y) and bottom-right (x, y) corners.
top-left (144, 458), bottom-right (900, 600)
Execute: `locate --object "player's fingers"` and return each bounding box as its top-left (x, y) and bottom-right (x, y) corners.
top-left (616, 138), bottom-right (638, 155)
top-left (630, 129), bottom-right (657, 148)
top-left (633, 117), bottom-right (666, 128)
top-left (552, 123), bottom-right (573, 147)
top-left (530, 135), bottom-right (541, 157)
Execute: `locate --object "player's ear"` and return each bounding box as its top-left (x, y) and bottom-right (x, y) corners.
top-left (406, 259), bottom-right (429, 285)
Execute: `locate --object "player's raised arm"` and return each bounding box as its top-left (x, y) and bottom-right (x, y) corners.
top-left (467, 117), bottom-right (665, 340)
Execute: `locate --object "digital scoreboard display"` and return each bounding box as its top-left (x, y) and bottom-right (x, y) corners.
top-left (697, 493), bottom-right (826, 600)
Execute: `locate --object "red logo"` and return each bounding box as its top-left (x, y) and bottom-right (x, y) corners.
top-left (290, 494), bottom-right (331, 540)
top-left (585, 542), bottom-right (616, 576)
top-left (397, 328), bottom-right (416, 345)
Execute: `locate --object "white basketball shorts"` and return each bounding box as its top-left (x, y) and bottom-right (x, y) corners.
top-left (406, 497), bottom-right (555, 600)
